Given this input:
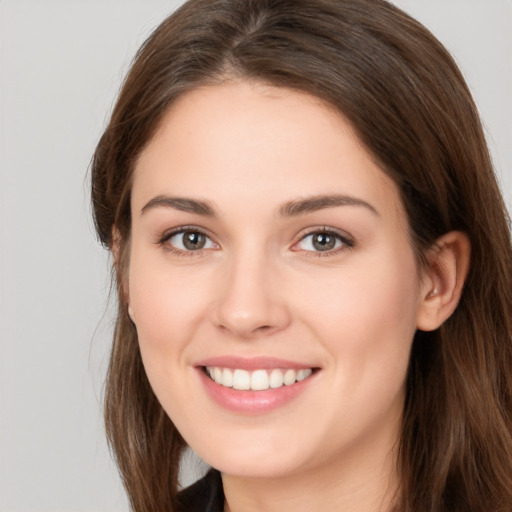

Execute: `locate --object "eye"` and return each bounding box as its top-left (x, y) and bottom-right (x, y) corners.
top-left (294, 229), bottom-right (353, 254)
top-left (162, 229), bottom-right (218, 252)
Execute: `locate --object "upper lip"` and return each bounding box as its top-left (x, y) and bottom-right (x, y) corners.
top-left (194, 356), bottom-right (318, 371)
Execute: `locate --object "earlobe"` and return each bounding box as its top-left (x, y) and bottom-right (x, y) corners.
top-left (416, 231), bottom-right (471, 332)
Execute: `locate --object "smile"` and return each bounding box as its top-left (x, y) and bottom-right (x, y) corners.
top-left (205, 367), bottom-right (313, 391)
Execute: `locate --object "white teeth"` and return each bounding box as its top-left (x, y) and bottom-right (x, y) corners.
top-left (251, 370), bottom-right (269, 391)
top-left (296, 368), bottom-right (312, 381)
top-left (232, 369), bottom-right (251, 390)
top-left (213, 367), bottom-right (223, 384)
top-left (222, 368), bottom-right (233, 387)
top-left (283, 369), bottom-right (296, 385)
top-left (269, 368), bottom-right (284, 388)
top-left (206, 367), bottom-right (314, 390)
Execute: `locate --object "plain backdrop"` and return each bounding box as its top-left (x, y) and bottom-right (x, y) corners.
top-left (1, 1), bottom-right (511, 511)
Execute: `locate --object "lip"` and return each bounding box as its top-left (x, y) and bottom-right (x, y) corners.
top-left (194, 356), bottom-right (320, 414)
top-left (195, 355), bottom-right (315, 371)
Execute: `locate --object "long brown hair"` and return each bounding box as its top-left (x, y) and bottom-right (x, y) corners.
top-left (91, 1), bottom-right (512, 510)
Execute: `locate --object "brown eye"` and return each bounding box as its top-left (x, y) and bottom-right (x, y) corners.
top-left (296, 230), bottom-right (351, 254)
top-left (182, 231), bottom-right (206, 250)
top-left (311, 233), bottom-right (337, 251)
top-left (165, 230), bottom-right (216, 252)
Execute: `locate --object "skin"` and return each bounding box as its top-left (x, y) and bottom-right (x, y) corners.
top-left (126, 81), bottom-right (469, 512)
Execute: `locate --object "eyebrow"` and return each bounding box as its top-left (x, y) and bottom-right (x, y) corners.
top-left (141, 195), bottom-right (216, 216)
top-left (279, 194), bottom-right (379, 217)
top-left (140, 193), bottom-right (379, 218)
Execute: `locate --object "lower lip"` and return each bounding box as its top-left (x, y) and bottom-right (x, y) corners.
top-left (197, 368), bottom-right (317, 414)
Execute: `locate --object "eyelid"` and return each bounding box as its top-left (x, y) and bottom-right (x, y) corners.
top-left (290, 226), bottom-right (355, 256)
top-left (156, 225), bottom-right (354, 257)
top-left (158, 225), bottom-right (220, 255)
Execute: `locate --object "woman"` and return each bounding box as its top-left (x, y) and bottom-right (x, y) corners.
top-left (90, 0), bottom-right (512, 510)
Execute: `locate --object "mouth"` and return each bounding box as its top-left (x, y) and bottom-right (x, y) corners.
top-left (195, 356), bottom-right (320, 413)
top-left (204, 366), bottom-right (315, 391)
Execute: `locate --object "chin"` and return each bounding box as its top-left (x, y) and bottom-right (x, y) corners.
top-left (206, 451), bottom-right (306, 479)
top-left (185, 426), bottom-right (310, 479)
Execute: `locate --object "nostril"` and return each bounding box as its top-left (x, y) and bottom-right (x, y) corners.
top-left (216, 321), bottom-right (280, 338)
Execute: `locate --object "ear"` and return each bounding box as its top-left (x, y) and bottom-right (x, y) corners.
top-left (112, 227), bottom-right (135, 322)
top-left (416, 231), bottom-right (471, 331)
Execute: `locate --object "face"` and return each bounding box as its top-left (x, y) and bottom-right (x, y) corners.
top-left (128, 81), bottom-right (428, 480)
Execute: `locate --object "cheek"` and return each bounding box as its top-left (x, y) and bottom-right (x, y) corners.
top-left (296, 250), bottom-right (421, 447)
top-left (127, 248), bottom-right (214, 362)
top-left (302, 246), bottom-right (421, 381)
top-left (127, 251), bottom-right (219, 426)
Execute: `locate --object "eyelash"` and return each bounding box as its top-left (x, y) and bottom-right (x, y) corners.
top-left (158, 226), bottom-right (217, 257)
top-left (292, 227), bottom-right (355, 257)
top-left (157, 226), bottom-right (354, 258)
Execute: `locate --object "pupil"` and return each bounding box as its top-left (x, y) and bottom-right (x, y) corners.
top-left (313, 233), bottom-right (335, 251)
top-left (183, 232), bottom-right (205, 250)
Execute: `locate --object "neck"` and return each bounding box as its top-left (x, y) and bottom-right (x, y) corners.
top-left (222, 438), bottom-right (400, 512)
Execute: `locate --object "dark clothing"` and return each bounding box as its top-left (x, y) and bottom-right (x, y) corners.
top-left (177, 469), bottom-right (224, 512)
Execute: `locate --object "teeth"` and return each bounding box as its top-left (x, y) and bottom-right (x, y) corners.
top-left (233, 369), bottom-right (251, 390)
top-left (283, 369), bottom-right (296, 385)
top-left (222, 368), bottom-right (233, 387)
top-left (269, 368), bottom-right (284, 388)
top-left (251, 370), bottom-right (269, 391)
top-left (296, 369), bottom-right (311, 381)
top-left (213, 367), bottom-right (223, 384)
top-left (206, 367), bottom-right (313, 390)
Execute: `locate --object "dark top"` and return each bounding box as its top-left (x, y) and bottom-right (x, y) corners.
top-left (177, 469), bottom-right (225, 512)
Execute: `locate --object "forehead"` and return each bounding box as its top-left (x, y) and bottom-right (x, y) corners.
top-left (132, 81), bottom-right (402, 220)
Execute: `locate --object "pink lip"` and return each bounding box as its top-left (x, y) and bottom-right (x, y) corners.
top-left (195, 355), bottom-right (315, 371)
top-left (194, 356), bottom-right (320, 414)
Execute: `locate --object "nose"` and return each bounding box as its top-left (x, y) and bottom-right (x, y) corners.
top-left (212, 252), bottom-right (291, 339)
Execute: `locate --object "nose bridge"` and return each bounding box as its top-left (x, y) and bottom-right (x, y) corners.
top-left (213, 242), bottom-right (290, 337)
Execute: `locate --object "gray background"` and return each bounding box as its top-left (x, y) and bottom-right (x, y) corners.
top-left (1, 1), bottom-right (510, 511)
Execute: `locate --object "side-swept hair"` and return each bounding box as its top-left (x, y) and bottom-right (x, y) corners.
top-left (91, 1), bottom-right (512, 510)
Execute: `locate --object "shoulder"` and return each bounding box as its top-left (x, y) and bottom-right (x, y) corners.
top-left (177, 469), bottom-right (224, 512)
